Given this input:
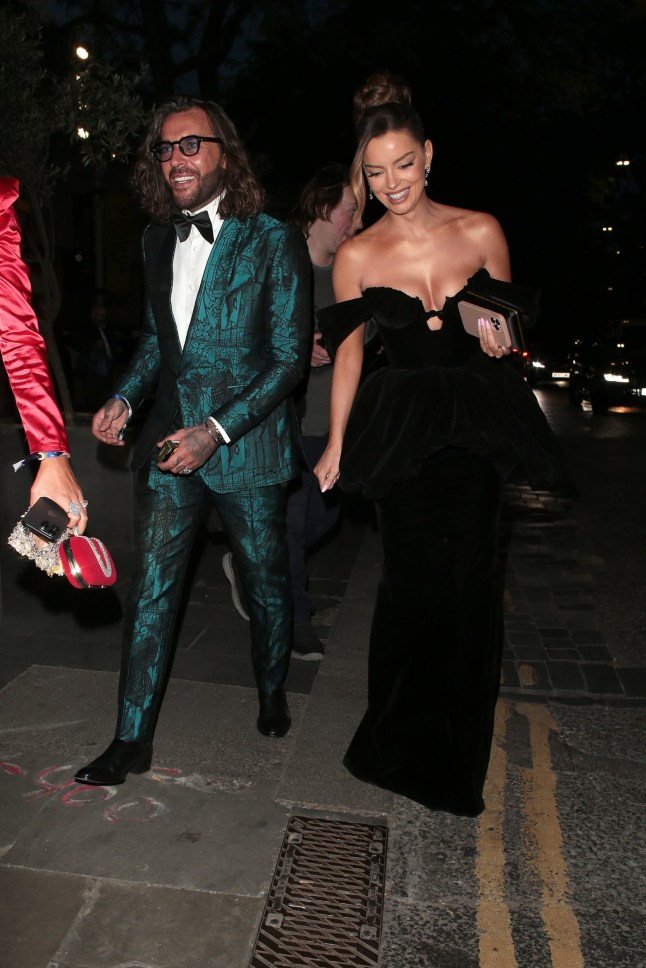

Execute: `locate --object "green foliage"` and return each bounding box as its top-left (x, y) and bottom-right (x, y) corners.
top-left (0, 0), bottom-right (146, 195)
top-left (59, 59), bottom-right (148, 170)
top-left (0, 2), bottom-right (65, 194)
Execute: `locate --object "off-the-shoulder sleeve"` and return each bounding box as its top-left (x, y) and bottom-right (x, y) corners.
top-left (316, 296), bottom-right (372, 358)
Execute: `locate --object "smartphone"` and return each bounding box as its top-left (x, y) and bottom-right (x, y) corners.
top-left (157, 439), bottom-right (180, 462)
top-left (22, 496), bottom-right (69, 542)
top-left (458, 299), bottom-right (525, 352)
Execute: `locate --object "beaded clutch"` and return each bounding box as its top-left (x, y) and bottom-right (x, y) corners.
top-left (8, 518), bottom-right (70, 576)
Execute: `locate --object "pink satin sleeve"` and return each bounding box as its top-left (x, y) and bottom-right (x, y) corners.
top-left (0, 178), bottom-right (69, 454)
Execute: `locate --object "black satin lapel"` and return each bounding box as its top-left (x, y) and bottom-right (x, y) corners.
top-left (145, 223), bottom-right (182, 363)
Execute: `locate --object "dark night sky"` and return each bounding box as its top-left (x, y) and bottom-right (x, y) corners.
top-left (47, 0), bottom-right (645, 342)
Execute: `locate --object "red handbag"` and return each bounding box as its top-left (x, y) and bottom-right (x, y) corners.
top-left (59, 535), bottom-right (117, 589)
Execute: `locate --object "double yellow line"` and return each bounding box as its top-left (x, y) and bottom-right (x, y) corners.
top-left (476, 701), bottom-right (584, 967)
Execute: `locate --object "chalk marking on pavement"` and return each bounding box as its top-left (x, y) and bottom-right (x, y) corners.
top-left (476, 700), bottom-right (517, 968)
top-left (519, 703), bottom-right (584, 968)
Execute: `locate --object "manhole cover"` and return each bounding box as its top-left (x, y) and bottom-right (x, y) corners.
top-left (250, 814), bottom-right (388, 967)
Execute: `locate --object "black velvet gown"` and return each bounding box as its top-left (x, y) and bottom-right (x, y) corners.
top-left (318, 270), bottom-right (561, 817)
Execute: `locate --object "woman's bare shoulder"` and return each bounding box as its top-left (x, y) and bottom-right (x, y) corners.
top-left (335, 224), bottom-right (383, 268)
top-left (435, 202), bottom-right (501, 233)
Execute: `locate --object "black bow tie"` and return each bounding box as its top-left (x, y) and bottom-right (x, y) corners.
top-left (172, 210), bottom-right (214, 244)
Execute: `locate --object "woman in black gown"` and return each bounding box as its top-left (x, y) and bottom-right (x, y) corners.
top-left (314, 72), bottom-right (561, 817)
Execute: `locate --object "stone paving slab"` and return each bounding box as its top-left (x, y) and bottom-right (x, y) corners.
top-left (4, 870), bottom-right (262, 968)
top-left (0, 867), bottom-right (89, 968)
top-left (0, 667), bottom-right (307, 786)
top-left (279, 672), bottom-right (392, 817)
top-left (4, 765), bottom-right (288, 895)
top-left (499, 486), bottom-right (646, 701)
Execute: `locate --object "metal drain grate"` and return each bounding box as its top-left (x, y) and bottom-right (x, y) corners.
top-left (250, 814), bottom-right (388, 967)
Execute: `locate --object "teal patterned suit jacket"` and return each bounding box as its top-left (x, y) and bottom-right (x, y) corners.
top-left (117, 213), bottom-right (312, 492)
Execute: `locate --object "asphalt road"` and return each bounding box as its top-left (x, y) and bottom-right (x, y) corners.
top-left (536, 385), bottom-right (646, 667)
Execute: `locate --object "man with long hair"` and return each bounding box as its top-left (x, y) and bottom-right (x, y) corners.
top-left (75, 96), bottom-right (311, 786)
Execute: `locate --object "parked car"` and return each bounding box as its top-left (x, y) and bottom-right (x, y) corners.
top-left (527, 344), bottom-right (571, 388)
top-left (508, 347), bottom-right (533, 382)
top-left (568, 321), bottom-right (646, 411)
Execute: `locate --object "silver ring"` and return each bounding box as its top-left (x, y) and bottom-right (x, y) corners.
top-left (67, 502), bottom-right (82, 515)
top-left (180, 468), bottom-right (191, 475)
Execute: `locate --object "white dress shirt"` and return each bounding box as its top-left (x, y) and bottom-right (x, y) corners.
top-left (170, 195), bottom-right (229, 441)
top-left (171, 196), bottom-right (224, 348)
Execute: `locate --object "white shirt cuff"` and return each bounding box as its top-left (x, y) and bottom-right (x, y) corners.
top-left (207, 415), bottom-right (230, 443)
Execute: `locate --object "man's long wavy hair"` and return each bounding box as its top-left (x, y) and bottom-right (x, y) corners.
top-left (132, 95), bottom-right (265, 223)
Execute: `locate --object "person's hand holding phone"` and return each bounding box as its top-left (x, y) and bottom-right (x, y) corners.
top-left (30, 457), bottom-right (88, 533)
top-left (22, 496), bottom-right (69, 543)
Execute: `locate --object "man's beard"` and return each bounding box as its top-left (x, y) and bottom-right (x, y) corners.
top-left (170, 163), bottom-right (226, 212)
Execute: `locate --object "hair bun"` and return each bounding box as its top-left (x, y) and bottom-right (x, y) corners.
top-left (352, 71), bottom-right (412, 124)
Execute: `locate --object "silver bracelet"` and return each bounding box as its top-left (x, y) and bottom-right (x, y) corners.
top-left (204, 421), bottom-right (224, 446)
top-left (109, 393), bottom-right (133, 420)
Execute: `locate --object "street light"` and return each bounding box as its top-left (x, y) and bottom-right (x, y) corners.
top-left (75, 45), bottom-right (90, 61)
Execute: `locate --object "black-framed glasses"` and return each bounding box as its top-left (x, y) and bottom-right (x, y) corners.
top-left (151, 135), bottom-right (223, 162)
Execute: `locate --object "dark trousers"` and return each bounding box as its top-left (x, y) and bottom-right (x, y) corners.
top-left (285, 434), bottom-right (340, 622)
top-left (116, 460), bottom-right (292, 743)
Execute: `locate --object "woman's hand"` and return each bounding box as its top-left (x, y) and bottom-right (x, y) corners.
top-left (314, 446), bottom-right (341, 493)
top-left (478, 317), bottom-right (511, 359)
top-left (30, 457), bottom-right (88, 534)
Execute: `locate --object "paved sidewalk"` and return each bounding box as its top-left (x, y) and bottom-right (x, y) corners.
top-left (0, 486), bottom-right (644, 967)
top-left (500, 484), bottom-right (646, 702)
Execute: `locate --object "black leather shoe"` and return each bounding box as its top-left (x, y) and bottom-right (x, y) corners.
top-left (74, 738), bottom-right (152, 786)
top-left (257, 687), bottom-right (291, 738)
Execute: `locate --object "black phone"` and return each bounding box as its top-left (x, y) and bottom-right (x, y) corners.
top-left (22, 497), bottom-right (69, 542)
top-left (157, 439), bottom-right (180, 462)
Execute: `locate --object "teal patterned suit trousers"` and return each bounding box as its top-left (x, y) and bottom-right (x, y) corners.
top-left (116, 460), bottom-right (291, 743)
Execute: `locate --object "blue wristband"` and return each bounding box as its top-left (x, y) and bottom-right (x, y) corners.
top-left (13, 450), bottom-right (71, 472)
